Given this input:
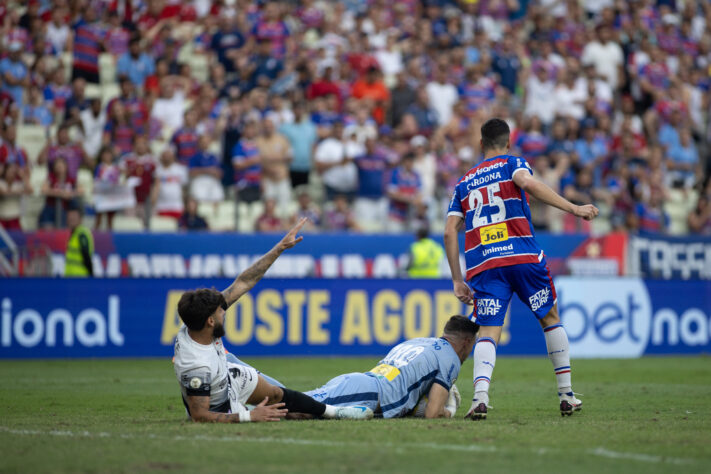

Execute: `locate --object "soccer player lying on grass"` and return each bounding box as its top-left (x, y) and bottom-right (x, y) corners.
top-left (304, 316), bottom-right (479, 419)
top-left (173, 218), bottom-right (373, 423)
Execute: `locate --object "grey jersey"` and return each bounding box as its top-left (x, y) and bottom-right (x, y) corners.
top-left (367, 337), bottom-right (461, 418)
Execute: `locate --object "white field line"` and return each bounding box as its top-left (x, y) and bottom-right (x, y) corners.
top-left (0, 426), bottom-right (696, 465)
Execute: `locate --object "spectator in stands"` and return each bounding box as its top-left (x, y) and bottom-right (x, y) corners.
top-left (387, 152), bottom-right (422, 233)
top-left (581, 24), bottom-right (624, 91)
top-left (179, 197), bottom-right (209, 231)
top-left (43, 66), bottom-right (72, 115)
top-left (255, 198), bottom-right (284, 232)
top-left (426, 65), bottom-right (458, 127)
top-left (324, 194), bottom-right (360, 232)
top-left (515, 116), bottom-right (550, 161)
top-left (292, 187), bottom-right (321, 232)
top-left (667, 127), bottom-right (699, 189)
top-left (491, 36), bottom-right (521, 94)
top-left (108, 77), bottom-right (149, 131)
top-left (38, 157), bottom-right (82, 229)
top-left (103, 100), bottom-right (138, 157)
top-left (79, 97), bottom-right (106, 160)
top-left (688, 196), bottom-right (711, 235)
top-left (279, 102), bottom-right (317, 188)
top-left (152, 147), bottom-right (188, 221)
top-left (0, 161), bottom-right (32, 231)
top-left (0, 123), bottom-right (29, 177)
top-left (151, 77), bottom-right (187, 133)
top-left (39, 123), bottom-right (90, 180)
top-left (390, 72), bottom-right (416, 128)
top-left (22, 85), bottom-right (54, 127)
top-left (315, 122), bottom-right (357, 201)
top-left (64, 77), bottom-right (89, 122)
top-left (232, 119), bottom-right (262, 204)
top-left (93, 146), bottom-right (133, 230)
top-left (189, 135), bottom-right (224, 204)
top-left (117, 36), bottom-right (156, 89)
top-left (411, 135), bottom-right (436, 208)
top-left (351, 66), bottom-right (390, 125)
top-left (257, 116), bottom-right (292, 207)
top-left (0, 42), bottom-right (29, 108)
top-left (120, 135), bottom-right (156, 222)
top-left (210, 15), bottom-right (245, 74)
top-left (633, 190), bottom-right (670, 235)
top-left (353, 136), bottom-right (389, 230)
top-left (104, 10), bottom-right (130, 57)
top-left (71, 8), bottom-right (105, 84)
top-left (171, 108), bottom-right (200, 166)
top-left (46, 7), bottom-right (71, 54)
top-left (524, 62), bottom-right (556, 127)
top-left (405, 87), bottom-right (439, 137)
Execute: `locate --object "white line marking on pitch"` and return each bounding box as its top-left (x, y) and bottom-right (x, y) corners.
top-left (0, 426), bottom-right (695, 465)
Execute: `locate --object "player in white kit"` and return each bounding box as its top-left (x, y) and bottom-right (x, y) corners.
top-left (173, 218), bottom-right (373, 423)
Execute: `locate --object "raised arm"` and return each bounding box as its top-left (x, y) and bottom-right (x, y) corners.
top-left (221, 217), bottom-right (307, 306)
top-left (513, 170), bottom-right (599, 220)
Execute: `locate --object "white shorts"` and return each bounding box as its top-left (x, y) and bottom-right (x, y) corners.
top-left (190, 175), bottom-right (225, 203)
top-left (227, 361), bottom-right (259, 408)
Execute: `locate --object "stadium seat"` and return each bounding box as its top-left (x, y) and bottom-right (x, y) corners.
top-left (149, 215), bottom-right (179, 232)
top-left (60, 52), bottom-right (72, 82)
top-left (98, 54), bottom-right (116, 85)
top-left (85, 83), bottom-right (102, 101)
top-left (76, 169), bottom-right (94, 207)
top-left (16, 125), bottom-right (48, 165)
top-left (187, 54), bottom-right (209, 83)
top-left (112, 215), bottom-right (144, 232)
top-left (101, 83), bottom-right (120, 104)
top-left (149, 140), bottom-right (167, 156)
top-left (276, 200), bottom-right (298, 220)
top-left (665, 189), bottom-right (693, 235)
top-left (212, 201), bottom-right (236, 231)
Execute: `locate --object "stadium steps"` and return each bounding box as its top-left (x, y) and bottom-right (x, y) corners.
top-left (16, 124), bottom-right (48, 166)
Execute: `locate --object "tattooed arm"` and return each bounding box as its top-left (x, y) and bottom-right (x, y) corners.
top-left (221, 218), bottom-right (308, 307)
top-left (186, 395), bottom-right (287, 423)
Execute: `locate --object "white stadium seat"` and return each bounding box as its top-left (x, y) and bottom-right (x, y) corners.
top-left (113, 215), bottom-right (144, 232)
top-left (149, 215), bottom-right (179, 232)
top-left (16, 125), bottom-right (48, 165)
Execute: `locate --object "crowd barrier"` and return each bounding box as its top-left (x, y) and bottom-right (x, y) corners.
top-left (1, 277), bottom-right (708, 358)
top-left (6, 231), bottom-right (625, 278)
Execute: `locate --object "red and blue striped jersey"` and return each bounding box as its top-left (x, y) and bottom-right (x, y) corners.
top-left (447, 155), bottom-right (543, 280)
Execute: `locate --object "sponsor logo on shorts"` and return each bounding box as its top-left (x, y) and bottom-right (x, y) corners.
top-left (477, 298), bottom-right (502, 316)
top-left (480, 223), bottom-right (509, 246)
top-left (529, 288), bottom-right (551, 312)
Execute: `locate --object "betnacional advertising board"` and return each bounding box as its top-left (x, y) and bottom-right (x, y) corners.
top-left (1, 277), bottom-right (708, 359)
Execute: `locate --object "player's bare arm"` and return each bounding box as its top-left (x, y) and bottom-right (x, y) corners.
top-left (512, 171), bottom-right (599, 221)
top-left (186, 394), bottom-right (287, 423)
top-left (222, 217), bottom-right (307, 306)
top-left (424, 383), bottom-right (453, 419)
top-left (444, 215), bottom-right (474, 305)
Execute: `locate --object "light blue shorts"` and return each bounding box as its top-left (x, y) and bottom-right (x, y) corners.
top-left (305, 373), bottom-right (380, 410)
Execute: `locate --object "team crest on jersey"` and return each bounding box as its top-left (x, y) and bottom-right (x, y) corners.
top-left (189, 377), bottom-right (202, 389)
top-left (529, 288), bottom-right (551, 311)
top-left (480, 223), bottom-right (508, 245)
top-left (477, 298), bottom-right (502, 316)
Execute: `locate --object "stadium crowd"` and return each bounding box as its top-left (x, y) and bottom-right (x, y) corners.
top-left (0, 0), bottom-right (710, 235)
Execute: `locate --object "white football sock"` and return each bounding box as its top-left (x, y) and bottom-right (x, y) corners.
top-left (322, 405), bottom-right (337, 418)
top-left (472, 337), bottom-right (497, 406)
top-left (543, 323), bottom-right (572, 395)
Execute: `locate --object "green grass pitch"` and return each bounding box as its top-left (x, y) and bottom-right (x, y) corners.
top-left (1, 356), bottom-right (710, 473)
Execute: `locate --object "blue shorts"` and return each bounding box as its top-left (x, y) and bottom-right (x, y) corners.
top-left (469, 258), bottom-right (557, 326)
top-left (305, 373), bottom-right (380, 411)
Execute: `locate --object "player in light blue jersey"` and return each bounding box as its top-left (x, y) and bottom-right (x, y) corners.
top-left (445, 118), bottom-right (599, 419)
top-left (306, 316), bottom-right (479, 419)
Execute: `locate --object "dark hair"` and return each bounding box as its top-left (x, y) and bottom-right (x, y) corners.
top-left (480, 118), bottom-right (510, 152)
top-left (177, 288), bottom-right (226, 331)
top-left (443, 315), bottom-right (479, 338)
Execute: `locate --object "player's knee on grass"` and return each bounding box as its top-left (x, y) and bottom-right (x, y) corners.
top-left (248, 375), bottom-right (285, 405)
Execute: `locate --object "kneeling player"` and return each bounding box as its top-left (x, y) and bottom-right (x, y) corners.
top-left (305, 316), bottom-right (479, 419)
top-left (173, 218), bottom-right (373, 423)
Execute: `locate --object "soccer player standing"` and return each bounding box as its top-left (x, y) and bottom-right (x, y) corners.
top-left (444, 119), bottom-right (599, 419)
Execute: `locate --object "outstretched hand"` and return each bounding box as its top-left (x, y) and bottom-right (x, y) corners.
top-left (277, 217), bottom-right (307, 252)
top-left (574, 204), bottom-right (599, 221)
top-left (250, 397), bottom-right (288, 422)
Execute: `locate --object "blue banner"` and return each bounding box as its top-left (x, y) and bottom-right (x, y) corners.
top-left (1, 277), bottom-right (709, 358)
top-left (629, 235), bottom-right (711, 280)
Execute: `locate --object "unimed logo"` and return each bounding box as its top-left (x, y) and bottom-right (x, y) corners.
top-left (1, 296), bottom-right (124, 348)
